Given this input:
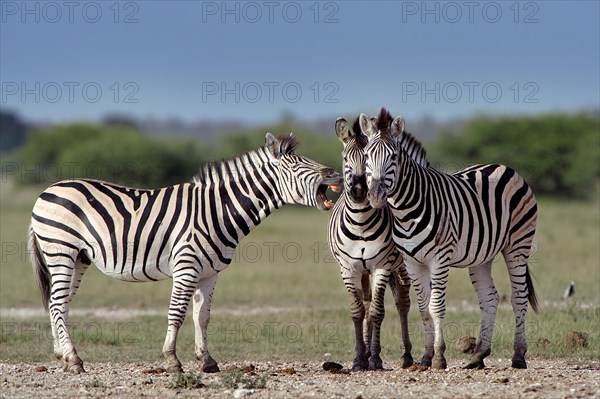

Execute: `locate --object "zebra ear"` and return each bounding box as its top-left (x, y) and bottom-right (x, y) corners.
top-left (265, 132), bottom-right (281, 158)
top-left (359, 113), bottom-right (376, 138)
top-left (335, 117), bottom-right (352, 143)
top-left (390, 116), bottom-right (405, 139)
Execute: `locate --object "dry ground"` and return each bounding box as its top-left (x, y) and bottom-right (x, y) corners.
top-left (1, 358), bottom-right (598, 399)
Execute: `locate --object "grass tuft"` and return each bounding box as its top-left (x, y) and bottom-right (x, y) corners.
top-left (83, 378), bottom-right (106, 388)
top-left (220, 370), bottom-right (268, 389)
top-left (168, 371), bottom-right (205, 389)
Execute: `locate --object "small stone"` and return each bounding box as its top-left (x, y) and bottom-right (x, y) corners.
top-left (34, 366), bottom-right (47, 372)
top-left (142, 367), bottom-right (166, 374)
top-left (239, 364), bottom-right (256, 373)
top-left (329, 368), bottom-right (350, 375)
top-left (496, 377), bottom-right (509, 384)
top-left (279, 368), bottom-right (296, 375)
top-left (456, 336), bottom-right (477, 354)
top-left (233, 388), bottom-right (256, 398)
top-left (525, 383), bottom-right (542, 392)
top-left (323, 362), bottom-right (343, 371)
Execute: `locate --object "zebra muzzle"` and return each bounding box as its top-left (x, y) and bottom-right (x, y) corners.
top-left (367, 179), bottom-right (387, 209)
top-left (317, 169), bottom-right (343, 210)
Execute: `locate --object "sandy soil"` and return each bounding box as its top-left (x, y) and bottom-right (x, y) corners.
top-left (1, 358), bottom-right (598, 399)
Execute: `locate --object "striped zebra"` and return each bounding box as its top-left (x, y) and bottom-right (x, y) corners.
top-left (328, 117), bottom-right (413, 370)
top-left (28, 133), bottom-right (342, 374)
top-left (360, 108), bottom-right (538, 370)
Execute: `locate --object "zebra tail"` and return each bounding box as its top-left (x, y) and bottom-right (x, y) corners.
top-left (525, 266), bottom-right (539, 313)
top-left (28, 226), bottom-right (50, 311)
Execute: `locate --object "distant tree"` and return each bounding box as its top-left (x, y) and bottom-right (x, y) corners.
top-left (429, 113), bottom-right (600, 199)
top-left (0, 110), bottom-right (27, 152)
top-left (19, 123), bottom-right (205, 187)
top-left (101, 114), bottom-right (140, 130)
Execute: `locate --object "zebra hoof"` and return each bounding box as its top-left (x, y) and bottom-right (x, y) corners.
top-left (352, 357), bottom-right (369, 371)
top-left (432, 356), bottom-right (447, 370)
top-left (511, 358), bottom-right (527, 369)
top-left (166, 364), bottom-right (184, 374)
top-left (368, 356), bottom-right (383, 370)
top-left (202, 364), bottom-right (220, 373)
top-left (63, 362), bottom-right (85, 374)
top-left (402, 354), bottom-right (414, 369)
top-left (464, 359), bottom-right (485, 370)
top-left (419, 357), bottom-right (432, 368)
top-left (352, 354), bottom-right (369, 371)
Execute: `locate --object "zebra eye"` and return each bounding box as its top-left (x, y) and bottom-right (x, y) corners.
top-left (391, 153), bottom-right (397, 160)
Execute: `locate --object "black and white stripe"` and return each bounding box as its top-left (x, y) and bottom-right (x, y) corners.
top-left (328, 117), bottom-right (413, 370)
top-left (361, 108), bottom-right (538, 370)
top-left (29, 133), bottom-right (342, 373)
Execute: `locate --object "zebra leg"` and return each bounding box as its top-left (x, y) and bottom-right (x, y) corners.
top-left (360, 272), bottom-right (373, 361)
top-left (405, 262), bottom-right (433, 367)
top-left (465, 260), bottom-right (498, 369)
top-left (46, 250), bottom-right (87, 373)
top-left (344, 271), bottom-right (369, 371)
top-left (389, 269), bottom-right (414, 368)
top-left (193, 273), bottom-right (219, 373)
top-left (162, 265), bottom-right (200, 373)
top-left (428, 262), bottom-right (449, 370)
top-left (503, 250), bottom-right (533, 369)
top-left (367, 269), bottom-right (389, 370)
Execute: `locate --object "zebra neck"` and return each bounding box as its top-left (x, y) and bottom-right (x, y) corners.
top-left (388, 156), bottom-right (432, 213)
top-left (340, 193), bottom-right (384, 234)
top-left (343, 193), bottom-right (378, 219)
top-left (194, 149), bottom-right (285, 244)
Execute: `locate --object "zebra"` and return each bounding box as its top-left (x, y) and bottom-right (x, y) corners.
top-left (328, 116), bottom-right (413, 370)
top-left (360, 108), bottom-right (538, 370)
top-left (28, 132), bottom-right (342, 374)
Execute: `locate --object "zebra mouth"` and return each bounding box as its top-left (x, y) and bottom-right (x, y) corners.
top-left (317, 184), bottom-right (339, 210)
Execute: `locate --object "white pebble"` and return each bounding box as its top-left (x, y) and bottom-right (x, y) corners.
top-left (233, 388), bottom-right (256, 398)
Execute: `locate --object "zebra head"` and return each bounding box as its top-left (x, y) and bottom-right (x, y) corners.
top-left (361, 107), bottom-right (405, 209)
top-left (265, 133), bottom-right (342, 211)
top-left (335, 117), bottom-right (368, 203)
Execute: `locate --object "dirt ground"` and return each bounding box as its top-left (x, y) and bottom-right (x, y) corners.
top-left (1, 358), bottom-right (598, 399)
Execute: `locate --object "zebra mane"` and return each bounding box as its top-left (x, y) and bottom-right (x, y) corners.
top-left (274, 134), bottom-right (300, 155)
top-left (399, 130), bottom-right (430, 168)
top-left (376, 107), bottom-right (394, 139)
top-left (351, 117), bottom-right (368, 148)
top-left (192, 134), bottom-right (297, 185)
top-left (373, 107), bottom-right (429, 168)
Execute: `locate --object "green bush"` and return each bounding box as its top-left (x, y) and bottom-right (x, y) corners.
top-left (18, 124), bottom-right (205, 188)
top-left (429, 113), bottom-right (600, 199)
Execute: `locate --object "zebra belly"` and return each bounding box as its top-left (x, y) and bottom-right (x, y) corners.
top-left (338, 239), bottom-right (399, 273)
top-left (92, 251), bottom-right (175, 282)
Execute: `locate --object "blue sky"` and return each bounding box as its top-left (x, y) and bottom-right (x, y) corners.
top-left (1, 0), bottom-right (599, 123)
